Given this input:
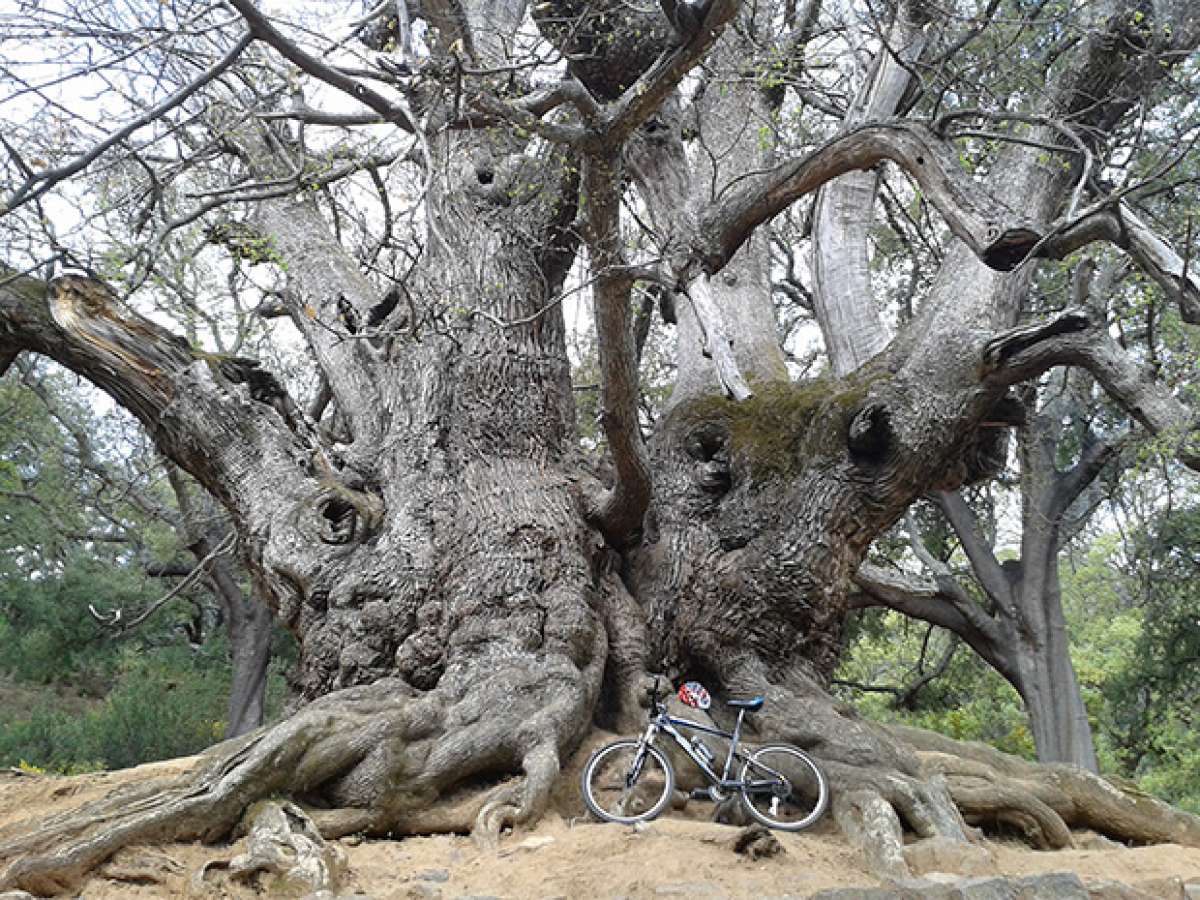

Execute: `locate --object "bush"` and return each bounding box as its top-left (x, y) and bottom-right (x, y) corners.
top-left (0, 648), bottom-right (230, 772)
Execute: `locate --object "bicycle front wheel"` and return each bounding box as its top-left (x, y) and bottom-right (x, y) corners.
top-left (582, 739), bottom-right (675, 825)
top-left (739, 744), bottom-right (829, 831)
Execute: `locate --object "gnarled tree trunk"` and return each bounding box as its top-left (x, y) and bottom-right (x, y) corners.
top-left (3, 0), bottom-right (1200, 894)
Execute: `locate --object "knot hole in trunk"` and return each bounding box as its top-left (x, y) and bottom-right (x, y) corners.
top-left (684, 423), bottom-right (731, 494)
top-left (847, 401), bottom-right (892, 462)
top-left (316, 486), bottom-right (384, 546)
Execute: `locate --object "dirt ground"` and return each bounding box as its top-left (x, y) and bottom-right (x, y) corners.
top-left (2, 757), bottom-right (1200, 899)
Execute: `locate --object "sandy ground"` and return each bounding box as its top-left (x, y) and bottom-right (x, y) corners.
top-left (3, 759), bottom-right (1200, 899)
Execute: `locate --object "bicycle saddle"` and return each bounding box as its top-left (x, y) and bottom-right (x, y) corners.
top-left (727, 696), bottom-right (764, 711)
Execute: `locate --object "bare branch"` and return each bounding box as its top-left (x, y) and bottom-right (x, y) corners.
top-left (851, 562), bottom-right (1013, 681)
top-left (1037, 203), bottom-right (1200, 325)
top-left (1, 30), bottom-right (254, 217)
top-left (226, 0), bottom-right (416, 133)
top-left (698, 122), bottom-right (1045, 281)
top-left (600, 0), bottom-right (740, 147)
top-left (91, 533), bottom-right (237, 635)
top-left (932, 490), bottom-right (1011, 605)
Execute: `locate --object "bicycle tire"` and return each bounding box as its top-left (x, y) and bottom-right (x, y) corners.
top-left (581, 739), bottom-right (675, 825)
top-left (739, 743), bottom-right (829, 831)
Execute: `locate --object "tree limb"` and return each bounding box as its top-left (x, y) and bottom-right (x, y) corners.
top-left (1048, 429), bottom-right (1126, 521)
top-left (851, 562), bottom-right (1013, 682)
top-left (810, 0), bottom-right (928, 376)
top-left (582, 156), bottom-right (652, 547)
top-left (933, 490), bottom-right (1011, 605)
top-left (698, 121), bottom-right (1045, 281)
top-left (1036, 202), bottom-right (1200, 325)
top-left (981, 310), bottom-right (1200, 472)
top-left (599, 0), bottom-right (738, 143)
top-left (226, 0), bottom-right (417, 133)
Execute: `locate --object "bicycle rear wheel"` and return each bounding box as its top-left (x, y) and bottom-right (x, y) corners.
top-left (582, 739), bottom-right (675, 824)
top-left (739, 744), bottom-right (829, 831)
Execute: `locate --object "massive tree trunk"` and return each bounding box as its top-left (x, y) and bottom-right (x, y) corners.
top-left (2, 0), bottom-right (1200, 894)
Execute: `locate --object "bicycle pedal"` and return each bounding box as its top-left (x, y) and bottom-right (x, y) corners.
top-left (689, 788), bottom-right (713, 801)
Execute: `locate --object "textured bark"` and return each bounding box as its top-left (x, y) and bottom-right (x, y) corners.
top-left (810, 0), bottom-right (927, 376)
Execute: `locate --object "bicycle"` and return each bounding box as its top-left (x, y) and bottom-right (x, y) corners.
top-left (581, 679), bottom-right (829, 831)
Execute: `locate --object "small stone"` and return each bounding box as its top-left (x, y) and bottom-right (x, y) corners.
top-left (1012, 873), bottom-right (1090, 899)
top-left (654, 884), bottom-right (726, 897)
top-left (731, 823), bottom-right (784, 860)
top-left (416, 869), bottom-right (451, 883)
top-left (1085, 881), bottom-right (1161, 900)
top-left (342, 833), bottom-right (364, 847)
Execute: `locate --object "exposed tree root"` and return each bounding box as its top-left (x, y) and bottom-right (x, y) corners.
top-left (192, 800), bottom-right (346, 895)
top-left (892, 724), bottom-right (1200, 849)
top-left (0, 640), bottom-right (603, 898)
top-left (4, 647), bottom-right (1199, 897)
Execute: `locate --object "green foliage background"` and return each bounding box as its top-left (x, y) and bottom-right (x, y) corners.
top-left (837, 520), bottom-right (1200, 814)
top-left (0, 370), bottom-right (292, 773)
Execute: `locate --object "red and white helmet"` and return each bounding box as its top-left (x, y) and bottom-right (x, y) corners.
top-left (678, 681), bottom-right (712, 710)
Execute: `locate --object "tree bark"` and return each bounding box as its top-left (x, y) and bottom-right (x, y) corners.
top-left (810, 0), bottom-right (927, 376)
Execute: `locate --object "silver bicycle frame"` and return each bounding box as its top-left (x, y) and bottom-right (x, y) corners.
top-left (643, 706), bottom-right (753, 788)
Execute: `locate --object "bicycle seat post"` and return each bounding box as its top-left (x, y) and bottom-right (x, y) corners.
top-left (722, 706), bottom-right (746, 781)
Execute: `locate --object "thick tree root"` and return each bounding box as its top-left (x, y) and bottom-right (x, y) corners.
top-left (892, 724), bottom-right (1200, 849)
top-left (0, 643), bottom-right (603, 898)
top-left (192, 800), bottom-right (346, 895)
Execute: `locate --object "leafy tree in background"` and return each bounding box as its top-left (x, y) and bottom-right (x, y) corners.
top-left (0, 363), bottom-right (274, 735)
top-left (1102, 489), bottom-right (1200, 811)
top-left (1, 0), bottom-right (1199, 890)
top-left (840, 469), bottom-right (1200, 814)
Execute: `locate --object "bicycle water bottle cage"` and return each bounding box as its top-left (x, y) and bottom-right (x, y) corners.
top-left (727, 696), bottom-right (764, 711)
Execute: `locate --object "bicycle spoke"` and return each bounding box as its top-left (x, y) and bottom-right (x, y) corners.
top-left (739, 745), bottom-right (829, 831)
top-left (582, 740), bottom-right (674, 824)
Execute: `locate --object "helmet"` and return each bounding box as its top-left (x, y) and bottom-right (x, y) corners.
top-left (678, 681), bottom-right (711, 710)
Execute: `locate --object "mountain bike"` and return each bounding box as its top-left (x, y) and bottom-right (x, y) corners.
top-left (581, 679), bottom-right (829, 831)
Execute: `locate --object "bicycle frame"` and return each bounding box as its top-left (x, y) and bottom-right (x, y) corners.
top-left (639, 703), bottom-right (754, 790)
